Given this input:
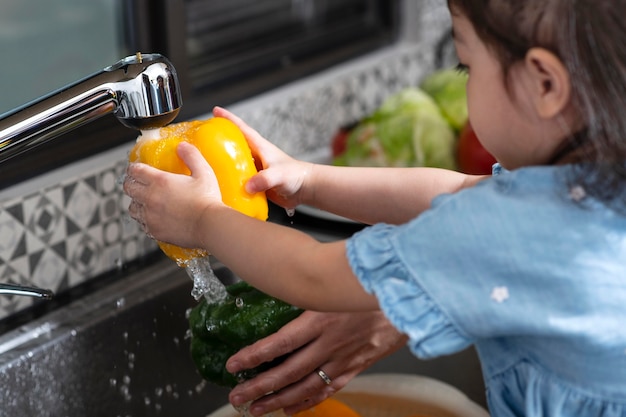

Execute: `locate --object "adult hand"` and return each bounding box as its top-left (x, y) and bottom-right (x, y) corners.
top-left (226, 311), bottom-right (407, 416)
top-left (213, 106), bottom-right (316, 210)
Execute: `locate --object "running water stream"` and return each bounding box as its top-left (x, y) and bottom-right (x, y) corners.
top-left (184, 255), bottom-right (227, 302)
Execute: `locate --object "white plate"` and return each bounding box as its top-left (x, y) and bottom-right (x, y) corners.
top-left (295, 204), bottom-right (360, 224)
top-left (294, 151), bottom-right (362, 224)
top-left (207, 373), bottom-right (489, 417)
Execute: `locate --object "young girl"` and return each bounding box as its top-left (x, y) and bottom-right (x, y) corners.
top-left (124, 0), bottom-right (626, 415)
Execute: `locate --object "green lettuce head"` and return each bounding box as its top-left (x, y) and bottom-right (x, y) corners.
top-left (334, 88), bottom-right (456, 169)
top-left (420, 68), bottom-right (469, 132)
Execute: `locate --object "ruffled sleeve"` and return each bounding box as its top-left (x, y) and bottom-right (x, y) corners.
top-left (346, 223), bottom-right (473, 359)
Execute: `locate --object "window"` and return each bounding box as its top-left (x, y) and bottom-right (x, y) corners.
top-left (0, 0), bottom-right (128, 114)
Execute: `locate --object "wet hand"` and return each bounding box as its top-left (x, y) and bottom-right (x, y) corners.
top-left (124, 141), bottom-right (224, 249)
top-left (225, 311), bottom-right (407, 416)
top-left (213, 106), bottom-right (315, 209)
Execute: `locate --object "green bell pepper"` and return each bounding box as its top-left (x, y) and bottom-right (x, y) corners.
top-left (189, 281), bottom-right (303, 387)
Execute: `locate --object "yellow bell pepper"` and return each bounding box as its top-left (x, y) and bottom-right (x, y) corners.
top-left (129, 117), bottom-right (268, 266)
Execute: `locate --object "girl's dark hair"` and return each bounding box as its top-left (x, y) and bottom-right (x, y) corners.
top-left (449, 0), bottom-right (626, 210)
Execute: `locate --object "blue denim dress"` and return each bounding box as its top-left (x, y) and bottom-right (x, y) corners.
top-left (346, 165), bottom-right (626, 417)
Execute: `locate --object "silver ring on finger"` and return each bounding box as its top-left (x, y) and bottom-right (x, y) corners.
top-left (316, 368), bottom-right (332, 385)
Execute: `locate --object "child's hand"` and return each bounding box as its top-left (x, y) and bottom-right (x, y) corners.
top-left (213, 106), bottom-right (315, 210)
top-left (124, 141), bottom-right (224, 249)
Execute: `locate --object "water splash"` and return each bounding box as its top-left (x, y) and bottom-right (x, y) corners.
top-left (183, 255), bottom-right (227, 303)
top-left (140, 128), bottom-right (162, 140)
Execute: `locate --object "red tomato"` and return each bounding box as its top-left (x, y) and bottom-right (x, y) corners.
top-left (331, 125), bottom-right (355, 157)
top-left (457, 122), bottom-right (497, 175)
top-left (331, 128), bottom-right (349, 157)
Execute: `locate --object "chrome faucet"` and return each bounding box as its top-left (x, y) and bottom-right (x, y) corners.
top-left (0, 53), bottom-right (183, 299)
top-left (0, 52), bottom-right (182, 163)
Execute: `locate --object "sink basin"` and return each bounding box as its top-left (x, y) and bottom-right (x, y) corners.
top-left (0, 254), bottom-right (486, 417)
top-left (0, 257), bottom-right (233, 417)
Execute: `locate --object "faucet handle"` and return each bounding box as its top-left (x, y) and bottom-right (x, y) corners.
top-left (0, 283), bottom-right (54, 300)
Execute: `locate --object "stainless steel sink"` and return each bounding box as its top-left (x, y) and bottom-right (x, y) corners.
top-left (0, 215), bottom-right (486, 416)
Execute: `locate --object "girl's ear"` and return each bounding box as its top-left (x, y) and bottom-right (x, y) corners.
top-left (524, 48), bottom-right (572, 119)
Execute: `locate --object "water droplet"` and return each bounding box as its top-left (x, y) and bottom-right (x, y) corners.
top-left (235, 297), bottom-right (244, 308)
top-left (110, 378), bottom-right (117, 387)
top-left (195, 380), bottom-right (207, 393)
top-left (285, 208), bottom-right (296, 217)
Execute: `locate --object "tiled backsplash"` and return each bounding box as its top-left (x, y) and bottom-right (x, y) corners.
top-left (0, 0), bottom-right (452, 320)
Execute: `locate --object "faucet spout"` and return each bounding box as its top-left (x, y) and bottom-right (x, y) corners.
top-left (0, 52), bottom-right (182, 164)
